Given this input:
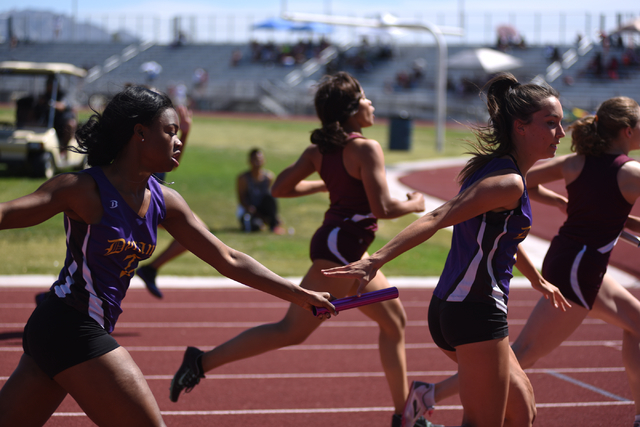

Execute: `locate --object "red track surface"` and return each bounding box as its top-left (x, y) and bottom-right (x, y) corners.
top-left (1, 161), bottom-right (638, 426)
top-left (0, 286), bottom-right (636, 427)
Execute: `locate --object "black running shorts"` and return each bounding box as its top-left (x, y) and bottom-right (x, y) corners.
top-left (310, 224), bottom-right (374, 265)
top-left (22, 292), bottom-right (120, 378)
top-left (542, 234), bottom-right (609, 310)
top-left (428, 294), bottom-right (509, 352)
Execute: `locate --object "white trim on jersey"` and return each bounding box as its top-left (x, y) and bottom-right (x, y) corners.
top-left (328, 227), bottom-right (349, 265)
top-left (597, 235), bottom-right (618, 254)
top-left (447, 214), bottom-right (487, 302)
top-left (54, 216), bottom-right (74, 298)
top-left (81, 224), bottom-right (105, 328)
top-left (488, 212), bottom-right (511, 314)
top-left (570, 245), bottom-right (590, 308)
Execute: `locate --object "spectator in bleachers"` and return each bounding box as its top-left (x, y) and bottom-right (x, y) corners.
top-left (588, 52), bottom-right (604, 78)
top-left (192, 67), bottom-right (208, 89)
top-left (230, 49), bottom-right (243, 67)
top-left (247, 38), bottom-right (332, 67)
top-left (171, 31), bottom-right (186, 48)
top-left (622, 47), bottom-right (640, 68)
top-left (393, 59), bottom-right (427, 91)
top-left (607, 56), bottom-right (620, 80)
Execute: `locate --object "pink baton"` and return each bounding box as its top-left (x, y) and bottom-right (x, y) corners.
top-left (312, 287), bottom-right (399, 317)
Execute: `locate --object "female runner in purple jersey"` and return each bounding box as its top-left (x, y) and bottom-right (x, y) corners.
top-left (324, 73), bottom-right (570, 427)
top-left (169, 71), bottom-right (428, 427)
top-left (416, 97), bottom-right (640, 427)
top-left (0, 86), bottom-right (336, 427)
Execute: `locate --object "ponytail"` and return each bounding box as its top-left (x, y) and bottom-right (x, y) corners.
top-left (459, 73), bottom-right (559, 184)
top-left (310, 72), bottom-right (363, 153)
top-left (569, 97), bottom-right (639, 156)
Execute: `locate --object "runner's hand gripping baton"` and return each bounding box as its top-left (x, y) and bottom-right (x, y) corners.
top-left (312, 287), bottom-right (399, 317)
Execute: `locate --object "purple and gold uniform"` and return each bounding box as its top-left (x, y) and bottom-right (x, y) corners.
top-left (23, 167), bottom-right (166, 377)
top-left (309, 134), bottom-right (378, 265)
top-left (542, 153), bottom-right (633, 309)
top-left (429, 157), bottom-right (531, 351)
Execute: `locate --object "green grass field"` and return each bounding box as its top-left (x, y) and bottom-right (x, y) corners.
top-left (0, 107), bottom-right (573, 278)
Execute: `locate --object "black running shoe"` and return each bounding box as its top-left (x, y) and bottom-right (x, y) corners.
top-left (136, 265), bottom-right (163, 298)
top-left (170, 346), bottom-right (205, 402)
top-left (391, 413), bottom-right (441, 427)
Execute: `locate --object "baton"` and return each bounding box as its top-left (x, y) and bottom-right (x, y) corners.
top-left (312, 287), bottom-right (399, 317)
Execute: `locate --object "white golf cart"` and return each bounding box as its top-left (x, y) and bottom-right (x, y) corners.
top-left (0, 61), bottom-right (87, 178)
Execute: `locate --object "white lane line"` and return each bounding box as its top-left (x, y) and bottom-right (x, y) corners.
top-left (47, 400), bottom-right (633, 418)
top-left (0, 318), bottom-right (609, 329)
top-left (0, 366), bottom-right (627, 382)
top-left (0, 340), bottom-right (625, 353)
top-left (545, 369), bottom-right (631, 402)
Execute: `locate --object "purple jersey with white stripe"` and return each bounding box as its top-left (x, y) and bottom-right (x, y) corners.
top-left (50, 167), bottom-right (166, 333)
top-left (434, 157), bottom-right (531, 313)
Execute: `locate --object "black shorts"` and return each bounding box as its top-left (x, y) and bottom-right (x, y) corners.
top-left (22, 292), bottom-right (120, 378)
top-left (428, 294), bottom-right (509, 352)
top-left (310, 224), bottom-right (374, 265)
top-left (542, 234), bottom-right (609, 309)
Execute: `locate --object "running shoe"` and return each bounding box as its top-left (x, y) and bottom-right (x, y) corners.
top-left (391, 413), bottom-right (442, 427)
top-left (136, 265), bottom-right (163, 299)
top-left (402, 381), bottom-right (436, 427)
top-left (169, 346), bottom-right (205, 402)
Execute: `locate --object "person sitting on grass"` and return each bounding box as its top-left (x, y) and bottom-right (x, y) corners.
top-left (236, 147), bottom-right (285, 234)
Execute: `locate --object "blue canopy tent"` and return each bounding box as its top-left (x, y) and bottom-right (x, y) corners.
top-left (252, 17), bottom-right (333, 34)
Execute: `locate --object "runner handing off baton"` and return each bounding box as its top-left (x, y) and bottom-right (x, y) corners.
top-left (169, 72), bottom-right (428, 427)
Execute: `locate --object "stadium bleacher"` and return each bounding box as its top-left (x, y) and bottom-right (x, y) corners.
top-left (1, 39), bottom-right (639, 121)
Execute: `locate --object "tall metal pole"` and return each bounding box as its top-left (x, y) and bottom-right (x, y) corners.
top-left (72, 0), bottom-right (78, 41)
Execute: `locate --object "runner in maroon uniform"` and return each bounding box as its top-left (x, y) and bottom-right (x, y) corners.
top-left (513, 96), bottom-right (640, 427)
top-left (169, 71), bottom-right (427, 427)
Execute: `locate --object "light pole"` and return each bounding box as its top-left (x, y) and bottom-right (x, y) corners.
top-left (282, 12), bottom-right (463, 152)
top-left (72, 0), bottom-right (78, 41)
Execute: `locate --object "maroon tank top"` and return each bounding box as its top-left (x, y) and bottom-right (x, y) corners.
top-left (319, 133), bottom-right (378, 233)
top-left (559, 153), bottom-right (633, 249)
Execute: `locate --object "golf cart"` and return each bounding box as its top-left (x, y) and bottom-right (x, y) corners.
top-left (0, 61), bottom-right (87, 179)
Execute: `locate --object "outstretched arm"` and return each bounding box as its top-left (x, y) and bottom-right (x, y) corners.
top-left (324, 170), bottom-right (526, 295)
top-left (0, 173), bottom-right (99, 230)
top-left (352, 137), bottom-right (425, 218)
top-left (526, 155), bottom-right (570, 213)
top-left (514, 244), bottom-right (571, 311)
top-left (271, 145), bottom-right (327, 198)
top-left (160, 186), bottom-right (336, 315)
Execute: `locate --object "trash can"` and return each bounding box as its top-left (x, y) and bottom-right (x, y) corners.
top-left (388, 111), bottom-right (412, 151)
